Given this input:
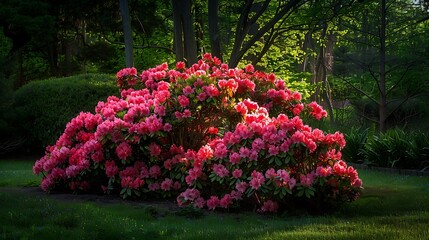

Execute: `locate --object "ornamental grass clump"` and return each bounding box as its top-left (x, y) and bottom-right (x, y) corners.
top-left (34, 54), bottom-right (362, 213)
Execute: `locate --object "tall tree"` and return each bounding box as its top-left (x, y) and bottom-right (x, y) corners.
top-left (119, 0), bottom-right (134, 67)
top-left (334, 0), bottom-right (429, 131)
top-left (208, 0), bottom-right (222, 60)
top-left (172, 0), bottom-right (198, 65)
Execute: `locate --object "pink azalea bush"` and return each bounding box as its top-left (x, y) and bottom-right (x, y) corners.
top-left (34, 53), bottom-right (362, 213)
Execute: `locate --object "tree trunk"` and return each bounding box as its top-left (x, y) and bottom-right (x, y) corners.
top-left (379, 0), bottom-right (387, 132)
top-left (228, 0), bottom-right (303, 68)
top-left (172, 0), bottom-right (184, 62)
top-left (172, 0), bottom-right (198, 66)
top-left (195, 1), bottom-right (205, 55)
top-left (119, 0), bottom-right (134, 67)
top-left (208, 0), bottom-right (222, 60)
top-left (321, 32), bottom-right (335, 123)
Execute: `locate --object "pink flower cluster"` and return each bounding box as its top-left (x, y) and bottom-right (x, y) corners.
top-left (177, 100), bottom-right (362, 212)
top-left (34, 54), bottom-right (362, 213)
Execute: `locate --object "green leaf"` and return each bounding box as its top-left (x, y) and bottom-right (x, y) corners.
top-left (245, 188), bottom-right (254, 197)
top-left (120, 188), bottom-right (126, 195)
top-left (116, 110), bottom-right (126, 119)
top-left (296, 189), bottom-right (305, 197)
top-left (133, 189), bottom-right (141, 197)
top-left (275, 157), bottom-right (282, 166)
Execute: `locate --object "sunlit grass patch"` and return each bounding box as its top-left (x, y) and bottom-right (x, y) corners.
top-left (0, 158), bottom-right (41, 186)
top-left (0, 160), bottom-right (428, 239)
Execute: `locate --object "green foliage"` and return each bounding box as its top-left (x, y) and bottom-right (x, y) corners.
top-left (342, 127), bottom-right (369, 164)
top-left (346, 128), bottom-right (429, 169)
top-left (12, 74), bottom-right (119, 151)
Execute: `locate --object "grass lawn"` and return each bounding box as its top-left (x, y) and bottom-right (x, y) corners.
top-left (1, 157), bottom-right (428, 240)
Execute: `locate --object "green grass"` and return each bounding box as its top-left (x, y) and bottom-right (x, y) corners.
top-left (1, 158), bottom-right (428, 240)
top-left (0, 157), bottom-right (41, 187)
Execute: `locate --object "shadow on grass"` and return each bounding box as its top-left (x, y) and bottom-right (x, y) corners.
top-left (1, 162), bottom-right (429, 239)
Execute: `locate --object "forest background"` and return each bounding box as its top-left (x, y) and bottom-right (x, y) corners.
top-left (0, 0), bottom-right (429, 169)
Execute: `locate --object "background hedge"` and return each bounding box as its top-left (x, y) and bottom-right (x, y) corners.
top-left (9, 74), bottom-right (119, 153)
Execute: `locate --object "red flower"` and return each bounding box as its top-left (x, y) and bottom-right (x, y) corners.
top-left (208, 127), bottom-right (218, 135)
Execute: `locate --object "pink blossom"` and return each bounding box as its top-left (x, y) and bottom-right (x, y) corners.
top-left (194, 197), bottom-right (206, 208)
top-left (249, 150), bottom-right (259, 161)
top-left (196, 92), bottom-right (207, 101)
top-left (161, 178), bottom-right (174, 191)
top-left (239, 147), bottom-right (250, 158)
top-left (292, 104), bottom-right (304, 115)
top-left (182, 109), bottom-right (191, 118)
top-left (214, 142), bottom-right (228, 158)
top-left (183, 86), bottom-right (194, 95)
top-left (41, 177), bottom-right (54, 192)
top-left (148, 182), bottom-right (160, 191)
top-left (308, 101), bottom-right (327, 120)
top-left (352, 178), bottom-right (363, 188)
top-left (207, 196), bottom-right (220, 210)
top-left (213, 164), bottom-right (229, 178)
top-left (250, 171), bottom-right (265, 190)
top-left (186, 167), bottom-right (201, 185)
top-left (219, 194), bottom-right (233, 208)
top-left (119, 166), bottom-right (139, 178)
top-left (229, 152), bottom-right (241, 165)
top-left (324, 131), bottom-right (346, 148)
top-left (265, 168), bottom-right (277, 179)
top-left (149, 165), bottom-right (161, 178)
top-left (173, 181), bottom-right (182, 190)
top-left (105, 160), bottom-right (119, 177)
top-left (237, 79), bottom-right (256, 93)
top-left (182, 188), bottom-right (200, 201)
top-left (242, 99), bottom-right (258, 111)
top-left (208, 127), bottom-right (218, 135)
top-left (230, 190), bottom-right (243, 200)
top-left (163, 123), bottom-right (173, 132)
top-left (154, 105), bottom-right (166, 116)
top-left (234, 102), bottom-right (247, 115)
top-left (252, 138), bottom-right (265, 151)
top-left (268, 145), bottom-right (279, 156)
top-left (235, 123), bottom-right (252, 139)
top-left (176, 61), bottom-right (186, 69)
top-left (277, 169), bottom-right (290, 182)
top-left (148, 143), bottom-right (161, 157)
top-left (235, 182), bottom-right (248, 193)
top-left (299, 173), bottom-right (314, 187)
top-left (288, 178), bottom-right (297, 190)
top-left (259, 200), bottom-right (279, 213)
top-left (33, 159), bottom-right (44, 175)
top-left (333, 160), bottom-right (347, 175)
top-left (178, 95), bottom-right (190, 107)
top-left (316, 166), bottom-right (332, 177)
top-left (204, 84), bottom-right (220, 97)
top-left (279, 139), bottom-right (291, 152)
top-left (116, 142), bottom-right (132, 160)
top-left (232, 169), bottom-right (243, 179)
top-left (65, 165), bottom-right (83, 178)
top-left (292, 92), bottom-right (301, 101)
top-left (196, 145), bottom-right (213, 163)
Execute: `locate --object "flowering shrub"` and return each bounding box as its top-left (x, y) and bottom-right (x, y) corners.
top-left (34, 53), bottom-right (362, 213)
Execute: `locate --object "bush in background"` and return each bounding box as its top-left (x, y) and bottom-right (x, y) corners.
top-left (12, 74), bottom-right (119, 152)
top-left (344, 128), bottom-right (429, 170)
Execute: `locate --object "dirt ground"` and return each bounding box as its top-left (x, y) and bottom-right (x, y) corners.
top-left (1, 186), bottom-right (181, 211)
